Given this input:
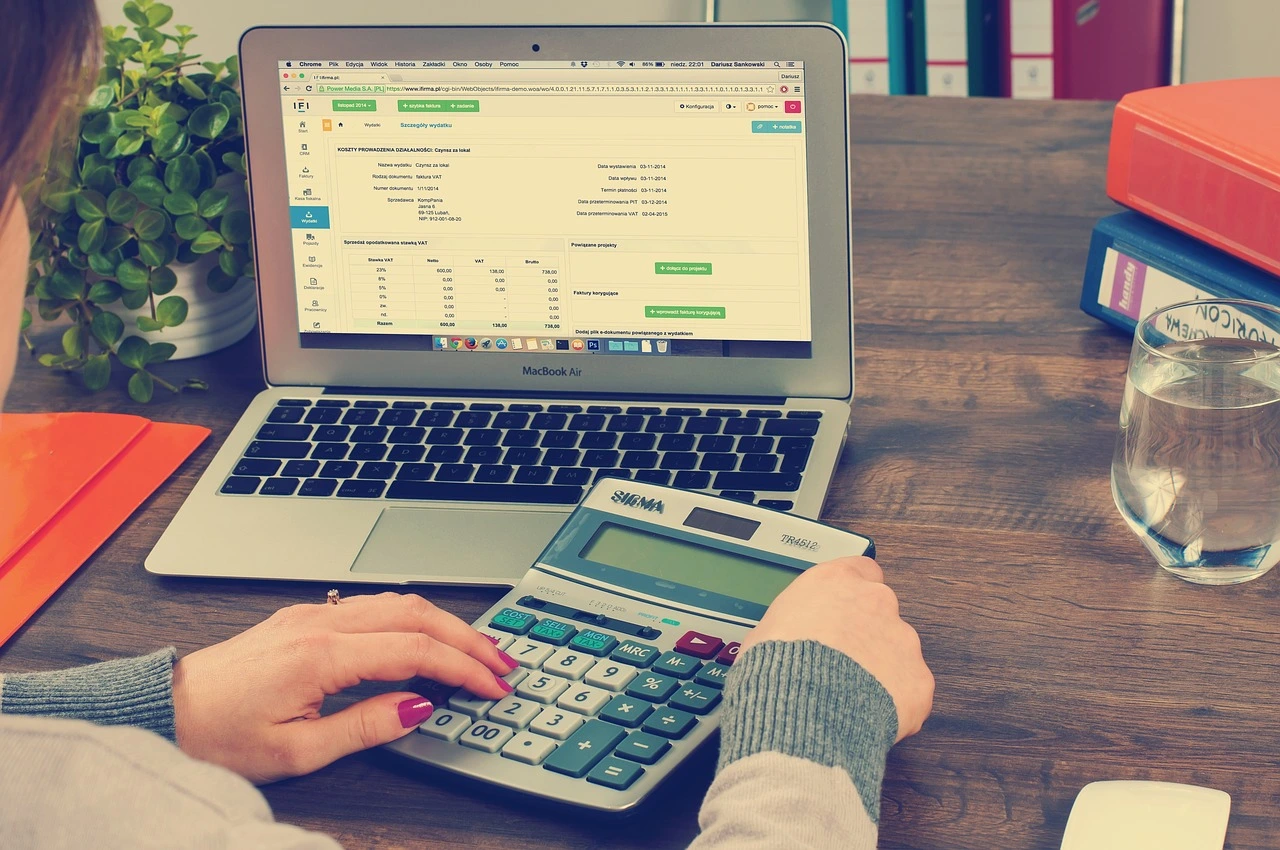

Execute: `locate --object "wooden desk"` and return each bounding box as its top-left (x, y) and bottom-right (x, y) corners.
top-left (4, 97), bottom-right (1278, 849)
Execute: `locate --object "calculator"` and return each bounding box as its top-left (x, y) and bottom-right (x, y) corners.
top-left (384, 478), bottom-right (874, 813)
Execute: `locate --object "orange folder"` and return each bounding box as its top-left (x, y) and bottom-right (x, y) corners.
top-left (0, 413), bottom-right (209, 646)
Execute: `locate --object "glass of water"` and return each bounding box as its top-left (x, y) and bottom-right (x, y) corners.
top-left (1111, 298), bottom-right (1280, 585)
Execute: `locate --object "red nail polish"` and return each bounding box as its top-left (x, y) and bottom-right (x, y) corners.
top-left (494, 674), bottom-right (514, 693)
top-left (397, 697), bottom-right (434, 728)
top-left (497, 649), bottom-right (518, 669)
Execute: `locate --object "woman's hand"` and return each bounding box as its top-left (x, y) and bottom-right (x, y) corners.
top-left (172, 592), bottom-right (516, 783)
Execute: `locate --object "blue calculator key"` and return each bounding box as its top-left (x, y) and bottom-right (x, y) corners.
top-left (599, 694), bottom-right (654, 728)
top-left (642, 706), bottom-right (697, 739)
top-left (614, 731), bottom-right (671, 765)
top-left (625, 672), bottom-right (680, 703)
top-left (586, 757), bottom-right (644, 790)
top-left (529, 618), bottom-right (577, 645)
top-left (542, 720), bottom-right (628, 778)
top-left (568, 629), bottom-right (619, 657)
top-left (651, 651), bottom-right (702, 679)
top-left (490, 608), bottom-right (536, 635)
top-left (668, 684), bottom-right (722, 715)
top-left (694, 663), bottom-right (731, 689)
top-left (610, 641), bottom-right (661, 668)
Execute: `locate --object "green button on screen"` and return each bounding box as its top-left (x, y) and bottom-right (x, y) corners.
top-left (655, 262), bottom-right (712, 275)
top-left (397, 99), bottom-right (480, 112)
top-left (331, 99), bottom-right (377, 112)
top-left (644, 306), bottom-right (726, 320)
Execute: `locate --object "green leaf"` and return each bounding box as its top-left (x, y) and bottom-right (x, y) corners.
top-left (62, 325), bottom-right (84, 358)
top-left (118, 335), bottom-right (150, 369)
top-left (187, 102), bottom-right (230, 140)
top-left (87, 280), bottom-right (123, 304)
top-left (145, 2), bottom-right (172, 26)
top-left (219, 210), bottom-right (251, 245)
top-left (20, 307), bottom-right (31, 331)
top-left (78, 219), bottom-right (107, 253)
top-left (163, 191), bottom-right (198, 215)
top-left (122, 1), bottom-right (149, 27)
top-left (88, 252), bottom-right (117, 276)
top-left (151, 123), bottom-right (187, 159)
top-left (81, 112), bottom-right (116, 144)
top-left (132, 207), bottom-right (169, 240)
top-left (156, 295), bottom-right (188, 327)
top-left (123, 112), bottom-right (152, 127)
top-left (91, 311), bottom-right (125, 346)
top-left (84, 165), bottom-right (119, 197)
top-left (40, 184), bottom-right (77, 213)
top-left (194, 150), bottom-right (217, 192)
top-left (38, 353), bottom-right (69, 368)
top-left (106, 188), bottom-right (140, 223)
top-left (190, 230), bottom-right (224, 254)
top-left (137, 239), bottom-right (167, 266)
top-left (109, 109), bottom-right (142, 134)
top-left (103, 225), bottom-right (132, 253)
top-left (130, 175), bottom-right (167, 208)
top-left (109, 130), bottom-right (145, 158)
top-left (82, 354), bottom-right (112, 391)
top-left (196, 188), bottom-right (229, 218)
top-left (136, 27), bottom-right (166, 49)
top-left (67, 248), bottom-right (90, 270)
top-left (126, 156), bottom-right (157, 181)
top-left (218, 247), bottom-right (240, 277)
top-left (136, 315), bottom-right (165, 332)
top-left (163, 154), bottom-right (199, 193)
top-left (85, 83), bottom-right (116, 113)
top-left (178, 76), bottom-right (205, 100)
top-left (150, 266), bottom-right (178, 295)
top-left (50, 268), bottom-right (86, 299)
top-left (174, 214), bottom-right (206, 240)
top-left (120, 288), bottom-right (149, 309)
top-left (128, 369), bottom-right (155, 403)
top-left (75, 190), bottom-right (107, 221)
top-left (146, 341), bottom-right (177, 363)
top-left (206, 265), bottom-right (237, 293)
top-left (115, 259), bottom-right (151, 290)
top-left (220, 151), bottom-right (245, 175)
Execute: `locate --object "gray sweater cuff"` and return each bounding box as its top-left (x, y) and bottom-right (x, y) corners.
top-left (0, 648), bottom-right (178, 741)
top-left (717, 640), bottom-right (898, 823)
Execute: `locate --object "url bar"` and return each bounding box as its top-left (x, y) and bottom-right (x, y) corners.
top-left (314, 83), bottom-right (778, 95)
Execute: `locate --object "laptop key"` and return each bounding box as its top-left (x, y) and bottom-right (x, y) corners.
top-left (541, 430), bottom-right (578, 448)
top-left (320, 460), bottom-right (358, 479)
top-left (723, 418), bottom-right (760, 435)
top-left (579, 432), bottom-right (616, 449)
top-left (426, 445), bottom-right (464, 463)
top-left (547, 404), bottom-right (583, 413)
top-left (582, 450), bottom-right (620, 468)
top-left (502, 447), bottom-right (542, 466)
top-left (673, 470), bottom-right (712, 490)
top-left (350, 444), bottom-right (387, 461)
top-left (455, 411), bottom-right (492, 428)
top-left (660, 452), bottom-right (698, 470)
top-left (594, 468), bottom-right (632, 482)
top-left (341, 408), bottom-right (379, 425)
top-left (713, 472), bottom-right (802, 492)
top-left (311, 443), bottom-right (349, 460)
top-left (469, 402), bottom-right (504, 411)
top-left (618, 432), bottom-right (656, 450)
top-left (298, 478), bottom-right (338, 497)
top-left (588, 405), bottom-right (622, 414)
top-left (351, 426), bottom-right (388, 443)
top-left (699, 453), bottom-right (737, 471)
top-left (315, 399), bottom-right (349, 407)
top-left (764, 419), bottom-right (820, 437)
top-left (501, 429), bottom-right (540, 447)
top-left (787, 410), bottom-right (823, 419)
top-left (436, 464), bottom-right (475, 482)
top-left (426, 428), bottom-right (463, 445)
top-left (396, 463), bottom-right (436, 481)
top-left (684, 417), bottom-right (721, 434)
top-left (256, 424), bottom-right (312, 441)
top-left (607, 415), bottom-right (644, 433)
top-left (532, 413), bottom-right (568, 430)
top-left (386, 481), bottom-right (584, 504)
top-left (354, 400), bottom-right (388, 408)
top-left (697, 435), bottom-right (734, 453)
top-left (267, 406), bottom-right (305, 424)
top-left (658, 433), bottom-right (695, 452)
top-left (278, 399), bottom-right (312, 407)
top-left (493, 412), bottom-right (529, 429)
top-left (737, 436), bottom-right (775, 454)
top-left (304, 407), bottom-right (342, 424)
top-left (553, 468), bottom-right (592, 486)
top-left (431, 401), bottom-right (465, 410)
top-left (465, 446), bottom-right (504, 465)
top-left (568, 414), bottom-right (605, 431)
top-left (634, 470), bottom-right (672, 486)
top-left (416, 409), bottom-right (455, 427)
top-left (543, 448), bottom-right (581, 467)
top-left (720, 490), bottom-right (755, 504)
top-left (777, 436), bottom-right (815, 454)
top-left (514, 466), bottom-right (553, 484)
top-left (746, 409), bottom-right (783, 418)
top-left (739, 454), bottom-right (778, 472)
top-left (246, 441), bottom-right (311, 459)
top-left (379, 409), bottom-right (417, 426)
top-left (392, 400), bottom-right (427, 409)
top-left (644, 416), bottom-right (683, 434)
top-left (314, 425), bottom-right (351, 442)
top-left (464, 429), bottom-right (502, 446)
top-left (260, 477), bottom-right (300, 496)
top-left (388, 426), bottom-right (425, 444)
top-left (475, 465), bottom-right (514, 483)
top-left (666, 407), bottom-right (700, 416)
top-left (338, 480), bottom-right (386, 498)
top-left (627, 406), bottom-right (662, 415)
top-left (621, 451), bottom-right (659, 469)
top-left (234, 458), bottom-right (280, 476)
top-left (282, 460), bottom-right (320, 477)
top-left (221, 476), bottom-right (261, 494)
top-left (707, 408), bottom-right (742, 417)
top-left (759, 499), bottom-right (794, 511)
top-left (358, 462), bottom-right (396, 480)
top-left (508, 403), bottom-right (543, 412)
top-left (780, 454), bottom-right (809, 473)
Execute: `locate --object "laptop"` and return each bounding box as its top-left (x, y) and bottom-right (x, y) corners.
top-left (146, 23), bottom-right (855, 586)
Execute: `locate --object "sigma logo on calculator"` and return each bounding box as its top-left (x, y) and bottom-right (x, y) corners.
top-left (611, 490), bottom-right (665, 513)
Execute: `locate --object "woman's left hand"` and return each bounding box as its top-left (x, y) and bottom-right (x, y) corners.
top-left (172, 592), bottom-right (516, 783)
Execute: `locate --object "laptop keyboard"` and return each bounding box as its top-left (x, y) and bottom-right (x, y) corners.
top-left (220, 399), bottom-right (821, 510)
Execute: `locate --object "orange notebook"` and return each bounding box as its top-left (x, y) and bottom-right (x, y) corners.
top-left (1107, 77), bottom-right (1280, 278)
top-left (0, 413), bottom-right (209, 646)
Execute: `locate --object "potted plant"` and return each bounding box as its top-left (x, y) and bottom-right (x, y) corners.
top-left (22, 0), bottom-right (254, 402)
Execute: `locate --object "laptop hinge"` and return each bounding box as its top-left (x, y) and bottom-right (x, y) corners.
top-left (319, 387), bottom-right (790, 406)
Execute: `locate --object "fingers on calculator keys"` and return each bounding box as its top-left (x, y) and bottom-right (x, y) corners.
top-left (417, 709), bottom-right (471, 742)
top-left (459, 720), bottom-right (516, 753)
top-left (447, 691), bottom-right (497, 719)
top-left (545, 649), bottom-right (595, 681)
top-left (515, 672), bottom-right (572, 704)
top-left (508, 639), bottom-right (555, 669)
top-left (477, 627), bottom-right (514, 652)
top-left (500, 732), bottom-right (558, 766)
top-left (487, 696), bottom-right (542, 729)
top-left (501, 667), bottom-right (529, 689)
top-left (529, 707), bottom-right (584, 740)
top-left (556, 683), bottom-right (611, 715)
top-left (584, 660), bottom-right (639, 691)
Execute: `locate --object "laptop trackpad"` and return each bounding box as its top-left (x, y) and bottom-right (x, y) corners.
top-left (349, 507), bottom-right (567, 586)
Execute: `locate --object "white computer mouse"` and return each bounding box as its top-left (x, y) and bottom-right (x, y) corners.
top-left (1060, 781), bottom-right (1231, 850)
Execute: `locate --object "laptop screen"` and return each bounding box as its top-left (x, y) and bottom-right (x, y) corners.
top-left (277, 58), bottom-right (811, 360)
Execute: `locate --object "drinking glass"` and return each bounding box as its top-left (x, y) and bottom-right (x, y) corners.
top-left (1111, 298), bottom-right (1280, 585)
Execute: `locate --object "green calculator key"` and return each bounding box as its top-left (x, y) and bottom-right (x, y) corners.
top-left (529, 618), bottom-right (577, 646)
top-left (569, 629), bottom-right (618, 657)
top-left (490, 608), bottom-right (536, 635)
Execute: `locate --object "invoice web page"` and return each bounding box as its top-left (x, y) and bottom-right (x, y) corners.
top-left (279, 60), bottom-right (811, 356)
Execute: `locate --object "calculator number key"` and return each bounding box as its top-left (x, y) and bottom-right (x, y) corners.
top-left (545, 648), bottom-right (595, 681)
top-left (501, 731), bottom-right (558, 766)
top-left (625, 672), bottom-right (680, 702)
top-left (585, 660), bottom-right (639, 692)
top-left (487, 696), bottom-right (542, 729)
top-left (477, 627), bottom-right (514, 651)
top-left (508, 639), bottom-right (555, 669)
top-left (447, 691), bottom-right (497, 719)
top-left (529, 707), bottom-right (584, 740)
top-left (459, 721), bottom-right (516, 753)
top-left (417, 709), bottom-right (471, 742)
top-left (556, 683), bottom-right (611, 716)
top-left (516, 673), bottom-right (572, 704)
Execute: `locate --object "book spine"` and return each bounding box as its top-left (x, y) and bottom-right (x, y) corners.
top-left (1106, 102), bottom-right (1280, 279)
top-left (1003, 0), bottom-right (1054, 99)
top-left (840, 0), bottom-right (906, 95)
top-left (921, 0), bottom-right (971, 96)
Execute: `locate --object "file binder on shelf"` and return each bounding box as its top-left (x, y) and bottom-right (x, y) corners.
top-left (834, 0), bottom-right (910, 95)
top-left (1080, 212), bottom-right (1280, 335)
top-left (909, 0), bottom-right (999, 97)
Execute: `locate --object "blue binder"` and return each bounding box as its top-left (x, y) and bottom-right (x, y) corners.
top-left (1080, 211), bottom-right (1280, 334)
top-left (833, 0), bottom-right (909, 95)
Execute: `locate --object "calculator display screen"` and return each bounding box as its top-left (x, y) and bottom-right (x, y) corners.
top-left (580, 523), bottom-right (800, 607)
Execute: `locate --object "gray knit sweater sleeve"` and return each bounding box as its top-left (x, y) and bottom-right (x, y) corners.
top-left (0, 647), bottom-right (178, 740)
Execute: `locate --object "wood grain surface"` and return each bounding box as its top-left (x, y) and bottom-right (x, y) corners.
top-left (4, 96), bottom-right (1278, 850)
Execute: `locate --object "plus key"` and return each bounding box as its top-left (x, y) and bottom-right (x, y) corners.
top-left (674, 630), bottom-right (724, 659)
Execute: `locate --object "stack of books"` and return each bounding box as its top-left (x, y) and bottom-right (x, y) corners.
top-left (1079, 77), bottom-right (1280, 336)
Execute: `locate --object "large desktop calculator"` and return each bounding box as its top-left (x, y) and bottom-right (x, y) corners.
top-left (384, 479), bottom-right (874, 812)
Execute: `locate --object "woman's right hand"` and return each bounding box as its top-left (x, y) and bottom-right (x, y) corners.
top-left (740, 556), bottom-right (935, 741)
